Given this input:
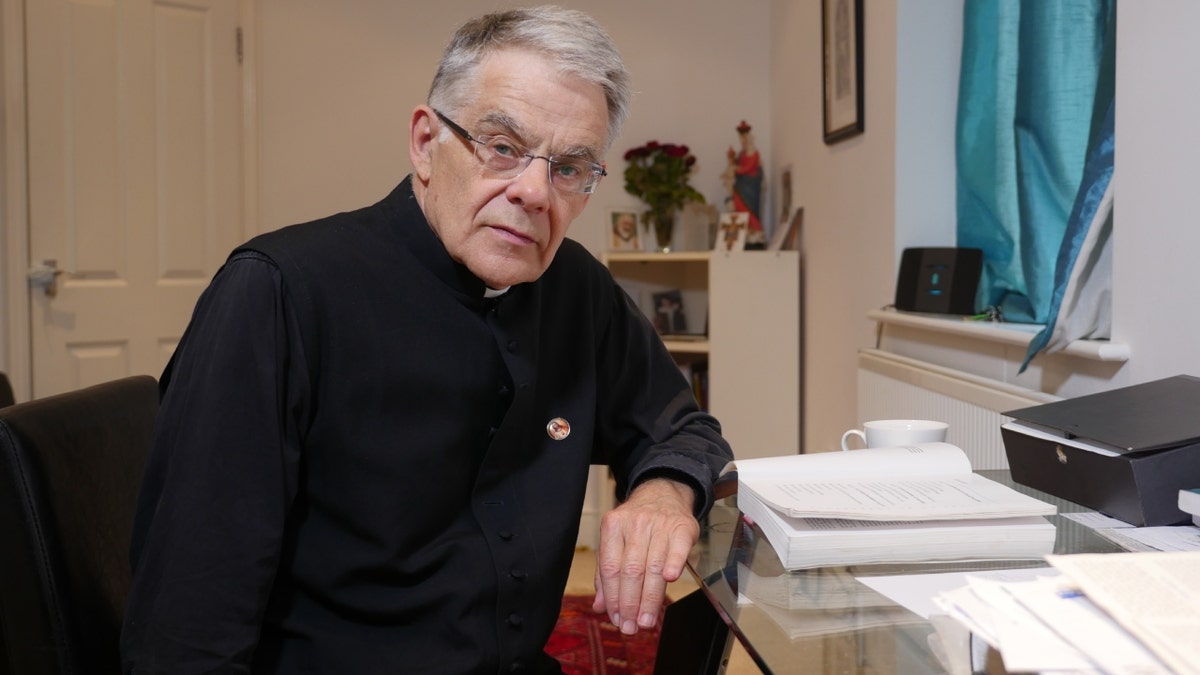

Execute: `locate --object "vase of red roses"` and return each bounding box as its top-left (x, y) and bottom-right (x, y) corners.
top-left (622, 141), bottom-right (705, 252)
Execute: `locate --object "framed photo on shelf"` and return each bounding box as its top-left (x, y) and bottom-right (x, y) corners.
top-left (651, 289), bottom-right (688, 335)
top-left (715, 212), bottom-right (749, 252)
top-left (822, 0), bottom-right (864, 144)
top-left (608, 209), bottom-right (641, 251)
top-left (769, 206), bottom-right (804, 251)
top-left (777, 164), bottom-right (794, 231)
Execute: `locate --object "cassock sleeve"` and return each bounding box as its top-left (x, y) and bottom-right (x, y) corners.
top-left (121, 252), bottom-right (308, 674)
top-left (594, 281), bottom-right (734, 519)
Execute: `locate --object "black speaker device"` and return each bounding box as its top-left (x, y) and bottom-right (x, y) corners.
top-left (894, 247), bottom-right (983, 315)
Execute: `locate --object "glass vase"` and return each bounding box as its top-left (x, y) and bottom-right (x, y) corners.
top-left (650, 210), bottom-right (675, 253)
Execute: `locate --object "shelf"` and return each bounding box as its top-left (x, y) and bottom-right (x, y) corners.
top-left (867, 308), bottom-right (1130, 362)
top-left (603, 251), bottom-right (711, 264)
top-left (662, 337), bottom-right (710, 354)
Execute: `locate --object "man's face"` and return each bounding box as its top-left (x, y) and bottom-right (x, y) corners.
top-left (410, 49), bottom-right (609, 289)
top-left (616, 214), bottom-right (635, 237)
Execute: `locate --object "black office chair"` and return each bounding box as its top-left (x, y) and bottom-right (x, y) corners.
top-left (0, 375), bottom-right (158, 675)
top-left (0, 372), bottom-right (14, 408)
top-left (0, 371), bottom-right (12, 675)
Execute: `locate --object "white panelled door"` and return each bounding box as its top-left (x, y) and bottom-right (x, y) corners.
top-left (25, 0), bottom-right (244, 398)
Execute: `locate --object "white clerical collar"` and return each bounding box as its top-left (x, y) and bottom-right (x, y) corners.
top-left (484, 286), bottom-right (510, 298)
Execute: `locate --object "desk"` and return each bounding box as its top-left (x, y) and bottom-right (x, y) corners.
top-left (656, 471), bottom-right (1128, 674)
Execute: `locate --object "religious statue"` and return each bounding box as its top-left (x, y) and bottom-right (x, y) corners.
top-left (722, 120), bottom-right (765, 248)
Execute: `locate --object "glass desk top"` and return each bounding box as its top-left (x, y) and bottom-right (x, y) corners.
top-left (681, 470), bottom-right (1127, 675)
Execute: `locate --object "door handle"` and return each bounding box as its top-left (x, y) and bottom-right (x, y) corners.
top-left (28, 259), bottom-right (65, 298)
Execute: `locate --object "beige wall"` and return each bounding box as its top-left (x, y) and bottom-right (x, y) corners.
top-left (769, 2), bottom-right (899, 452)
top-left (255, 0), bottom-right (773, 258)
top-left (8, 1), bottom-right (1200, 450)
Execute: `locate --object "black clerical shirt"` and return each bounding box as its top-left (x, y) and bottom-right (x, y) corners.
top-left (120, 177), bottom-right (733, 674)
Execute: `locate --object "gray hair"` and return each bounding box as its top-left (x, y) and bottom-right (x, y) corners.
top-left (428, 6), bottom-right (631, 153)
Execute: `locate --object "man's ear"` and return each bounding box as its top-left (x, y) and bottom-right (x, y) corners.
top-left (409, 107), bottom-right (437, 181)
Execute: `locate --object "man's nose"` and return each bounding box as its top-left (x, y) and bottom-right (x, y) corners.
top-left (507, 157), bottom-right (553, 210)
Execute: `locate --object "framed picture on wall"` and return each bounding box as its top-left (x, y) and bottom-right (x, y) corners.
top-left (822, 0), bottom-right (864, 144)
top-left (608, 209), bottom-right (641, 251)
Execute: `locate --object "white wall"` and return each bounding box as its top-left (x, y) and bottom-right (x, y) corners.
top-left (255, 0), bottom-right (773, 256)
top-left (1113, 1), bottom-right (1200, 383)
top-left (894, 1), bottom-right (960, 257)
top-left (771, 0), bottom-right (1200, 453)
top-left (769, 2), bottom-right (898, 452)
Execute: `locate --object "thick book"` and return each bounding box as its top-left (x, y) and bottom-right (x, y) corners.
top-left (724, 443), bottom-right (1057, 570)
top-left (726, 443), bottom-right (1057, 521)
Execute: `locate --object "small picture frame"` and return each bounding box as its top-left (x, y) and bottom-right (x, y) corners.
top-left (715, 212), bottom-right (749, 252)
top-left (608, 209), bottom-right (641, 251)
top-left (822, 0), bottom-right (864, 144)
top-left (777, 165), bottom-right (794, 230)
top-left (651, 289), bottom-right (688, 335)
top-left (770, 206), bottom-right (804, 251)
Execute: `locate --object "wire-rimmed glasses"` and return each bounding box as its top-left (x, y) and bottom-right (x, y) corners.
top-left (434, 109), bottom-right (607, 195)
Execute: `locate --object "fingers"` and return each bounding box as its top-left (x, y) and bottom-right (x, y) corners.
top-left (631, 530), bottom-right (670, 630)
top-left (598, 510), bottom-right (656, 635)
top-left (591, 569), bottom-right (606, 614)
top-left (596, 511), bottom-right (631, 631)
top-left (594, 481), bottom-right (700, 635)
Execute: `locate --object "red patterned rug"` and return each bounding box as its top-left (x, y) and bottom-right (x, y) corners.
top-left (546, 594), bottom-right (666, 675)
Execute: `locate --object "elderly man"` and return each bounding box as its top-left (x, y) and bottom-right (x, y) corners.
top-left (121, 6), bottom-right (732, 674)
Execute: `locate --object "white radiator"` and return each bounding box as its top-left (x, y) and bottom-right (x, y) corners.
top-left (856, 349), bottom-right (1060, 469)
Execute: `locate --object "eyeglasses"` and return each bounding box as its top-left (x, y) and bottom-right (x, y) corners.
top-left (434, 109), bottom-right (607, 195)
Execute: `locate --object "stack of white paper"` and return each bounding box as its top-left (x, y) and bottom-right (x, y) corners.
top-left (932, 551), bottom-right (1200, 674)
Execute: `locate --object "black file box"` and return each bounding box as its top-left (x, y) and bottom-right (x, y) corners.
top-left (1001, 375), bottom-right (1200, 527)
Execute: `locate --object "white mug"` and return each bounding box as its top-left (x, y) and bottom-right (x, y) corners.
top-left (840, 419), bottom-right (948, 451)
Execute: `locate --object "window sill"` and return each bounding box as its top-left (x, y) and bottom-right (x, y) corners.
top-left (867, 308), bottom-right (1130, 363)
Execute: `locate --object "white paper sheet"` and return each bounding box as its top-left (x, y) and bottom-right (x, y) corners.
top-left (1096, 525), bottom-right (1200, 552)
top-left (1061, 511), bottom-right (1136, 529)
top-left (854, 567), bottom-right (1053, 621)
top-left (1001, 421), bottom-right (1122, 457)
top-left (1005, 577), bottom-right (1171, 674)
top-left (965, 577), bottom-right (1097, 672)
top-left (1048, 552), bottom-right (1200, 675)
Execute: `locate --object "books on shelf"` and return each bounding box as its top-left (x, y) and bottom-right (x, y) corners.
top-left (724, 443), bottom-right (1058, 570)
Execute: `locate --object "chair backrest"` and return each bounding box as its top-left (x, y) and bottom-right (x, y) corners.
top-left (0, 372), bottom-right (12, 675)
top-left (0, 372), bottom-right (14, 408)
top-left (0, 375), bottom-right (158, 675)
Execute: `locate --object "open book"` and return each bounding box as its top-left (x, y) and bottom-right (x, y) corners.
top-left (726, 442), bottom-right (1056, 521)
top-left (724, 443), bottom-right (1057, 570)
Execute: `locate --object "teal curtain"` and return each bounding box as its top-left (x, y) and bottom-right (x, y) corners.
top-left (956, 0), bottom-right (1115, 324)
top-left (1021, 100), bottom-right (1114, 371)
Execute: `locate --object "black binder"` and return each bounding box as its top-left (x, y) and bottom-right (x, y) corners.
top-left (1002, 375), bottom-right (1200, 526)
